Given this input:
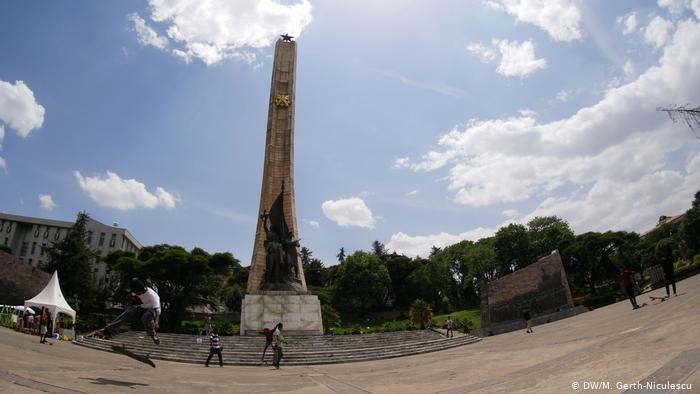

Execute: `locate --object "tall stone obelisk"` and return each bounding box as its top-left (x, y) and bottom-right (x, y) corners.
top-left (240, 35), bottom-right (323, 335)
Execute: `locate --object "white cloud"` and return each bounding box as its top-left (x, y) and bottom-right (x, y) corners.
top-left (387, 226), bottom-right (499, 258)
top-left (321, 197), bottom-right (376, 229)
top-left (303, 218), bottom-right (320, 229)
top-left (396, 17), bottom-right (700, 237)
top-left (658, 0), bottom-right (692, 17)
top-left (74, 170), bottom-right (180, 210)
top-left (486, 0), bottom-right (582, 42)
top-left (645, 16), bottom-right (674, 48)
top-left (495, 39), bottom-right (546, 77)
top-left (556, 90), bottom-right (570, 102)
top-left (407, 189), bottom-right (419, 196)
top-left (0, 80), bottom-right (45, 138)
top-left (129, 13), bottom-right (169, 49)
top-left (0, 156), bottom-right (6, 174)
top-left (466, 39), bottom-right (546, 78)
top-left (502, 209), bottom-right (520, 218)
top-left (393, 157), bottom-right (411, 169)
top-left (623, 60), bottom-right (636, 80)
top-left (133, 0), bottom-right (313, 65)
top-left (617, 12), bottom-right (639, 35)
top-left (38, 194), bottom-right (56, 211)
top-left (467, 42), bottom-right (497, 63)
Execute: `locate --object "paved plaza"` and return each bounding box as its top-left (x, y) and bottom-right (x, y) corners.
top-left (1, 274), bottom-right (698, 394)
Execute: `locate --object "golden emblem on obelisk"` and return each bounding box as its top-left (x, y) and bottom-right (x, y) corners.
top-left (275, 95), bottom-right (290, 107)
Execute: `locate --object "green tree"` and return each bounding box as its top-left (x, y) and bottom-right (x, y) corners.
top-left (333, 251), bottom-right (391, 315)
top-left (299, 247), bottom-right (326, 287)
top-left (0, 245), bottom-right (13, 254)
top-left (321, 304), bottom-right (341, 333)
top-left (336, 247), bottom-right (346, 263)
top-left (371, 240), bottom-right (387, 257)
top-left (384, 253), bottom-right (421, 309)
top-left (527, 216), bottom-right (575, 259)
top-left (42, 211), bottom-right (97, 309)
top-left (494, 223), bottom-right (532, 275)
top-left (408, 299), bottom-right (433, 329)
top-left (562, 231), bottom-right (639, 295)
top-left (679, 190), bottom-right (700, 255)
top-left (107, 244), bottom-right (239, 329)
top-left (408, 257), bottom-right (450, 312)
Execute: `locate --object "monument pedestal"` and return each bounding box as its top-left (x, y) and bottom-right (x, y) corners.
top-left (240, 291), bottom-right (323, 335)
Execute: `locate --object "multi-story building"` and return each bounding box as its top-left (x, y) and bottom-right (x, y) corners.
top-left (0, 212), bottom-right (142, 287)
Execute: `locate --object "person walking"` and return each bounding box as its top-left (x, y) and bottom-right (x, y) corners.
top-left (619, 266), bottom-right (640, 310)
top-left (94, 278), bottom-right (161, 344)
top-left (445, 316), bottom-right (454, 338)
top-left (205, 332), bottom-right (223, 367)
top-left (272, 323), bottom-right (287, 369)
top-left (523, 306), bottom-right (533, 333)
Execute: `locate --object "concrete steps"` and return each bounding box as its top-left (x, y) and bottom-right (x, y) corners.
top-left (73, 330), bottom-right (481, 365)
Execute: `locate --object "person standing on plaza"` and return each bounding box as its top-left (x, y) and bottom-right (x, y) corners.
top-left (619, 266), bottom-right (640, 309)
top-left (445, 316), bottom-right (454, 338)
top-left (272, 323), bottom-right (287, 369)
top-left (657, 241), bottom-right (677, 297)
top-left (39, 310), bottom-right (48, 343)
top-left (204, 332), bottom-right (223, 367)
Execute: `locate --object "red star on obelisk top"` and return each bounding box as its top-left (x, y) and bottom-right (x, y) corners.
top-left (281, 33), bottom-right (294, 42)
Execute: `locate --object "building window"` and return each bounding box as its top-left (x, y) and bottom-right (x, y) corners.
top-left (20, 242), bottom-right (28, 257)
top-left (121, 237), bottom-right (125, 249)
top-left (40, 243), bottom-right (46, 256)
top-left (34, 226), bottom-right (40, 237)
top-left (44, 228), bottom-right (49, 239)
top-left (6, 222), bottom-right (12, 233)
top-left (3, 237), bottom-right (7, 245)
top-left (29, 258), bottom-right (33, 264)
top-left (31, 242), bottom-right (37, 255)
top-left (109, 234), bottom-right (116, 247)
top-left (86, 231), bottom-right (93, 245)
top-left (0, 221), bottom-right (4, 231)
top-left (54, 229), bottom-right (61, 240)
top-left (99, 232), bottom-right (105, 246)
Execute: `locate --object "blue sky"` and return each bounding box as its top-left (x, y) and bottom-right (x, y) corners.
top-left (1, 0), bottom-right (699, 265)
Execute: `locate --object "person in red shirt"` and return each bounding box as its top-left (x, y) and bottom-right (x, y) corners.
top-left (258, 324), bottom-right (279, 364)
top-left (619, 266), bottom-right (640, 310)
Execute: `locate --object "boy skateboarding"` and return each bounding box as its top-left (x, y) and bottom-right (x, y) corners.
top-left (94, 278), bottom-right (161, 345)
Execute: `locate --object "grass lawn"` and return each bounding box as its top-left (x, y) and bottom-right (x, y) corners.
top-left (432, 310), bottom-right (480, 330)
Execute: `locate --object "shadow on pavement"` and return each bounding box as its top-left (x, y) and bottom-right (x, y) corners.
top-left (80, 377), bottom-right (149, 388)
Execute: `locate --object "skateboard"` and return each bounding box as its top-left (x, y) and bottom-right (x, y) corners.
top-left (649, 295), bottom-right (669, 302)
top-left (111, 344), bottom-right (156, 368)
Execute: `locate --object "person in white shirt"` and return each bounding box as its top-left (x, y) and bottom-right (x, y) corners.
top-left (445, 317), bottom-right (454, 338)
top-left (95, 278), bottom-right (161, 345)
top-left (272, 323), bottom-right (287, 369)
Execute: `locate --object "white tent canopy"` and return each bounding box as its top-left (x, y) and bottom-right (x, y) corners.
top-left (24, 271), bottom-right (77, 330)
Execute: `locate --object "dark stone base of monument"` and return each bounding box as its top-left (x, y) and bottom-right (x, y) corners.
top-left (240, 291), bottom-right (323, 335)
top-left (471, 305), bottom-right (588, 337)
top-left (260, 280), bottom-right (305, 292)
